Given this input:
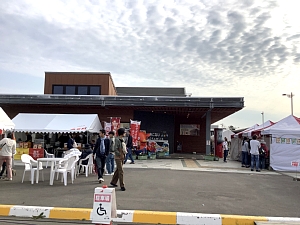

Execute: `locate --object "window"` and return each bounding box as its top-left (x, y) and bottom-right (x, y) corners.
top-left (53, 85), bottom-right (63, 94)
top-left (65, 86), bottom-right (76, 95)
top-left (90, 86), bottom-right (100, 95)
top-left (78, 86), bottom-right (88, 95)
top-left (52, 85), bottom-right (101, 95)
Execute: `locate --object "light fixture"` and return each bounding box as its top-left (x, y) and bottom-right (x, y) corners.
top-left (282, 92), bottom-right (294, 115)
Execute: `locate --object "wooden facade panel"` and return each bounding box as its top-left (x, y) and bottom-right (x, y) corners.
top-left (174, 116), bottom-right (206, 154)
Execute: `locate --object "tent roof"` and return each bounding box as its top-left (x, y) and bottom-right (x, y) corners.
top-left (12, 113), bottom-right (102, 133)
top-left (0, 107), bottom-right (15, 131)
top-left (234, 124), bottom-right (259, 138)
top-left (261, 115), bottom-right (300, 136)
top-left (242, 120), bottom-right (275, 137)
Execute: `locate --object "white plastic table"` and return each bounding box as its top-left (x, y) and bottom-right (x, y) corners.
top-left (36, 158), bottom-right (64, 185)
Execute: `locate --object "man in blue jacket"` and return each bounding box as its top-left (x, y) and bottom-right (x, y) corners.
top-left (93, 129), bottom-right (110, 183)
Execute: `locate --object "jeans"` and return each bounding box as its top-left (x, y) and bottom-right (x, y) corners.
top-left (251, 154), bottom-right (260, 170)
top-left (124, 147), bottom-right (134, 163)
top-left (0, 161), bottom-right (6, 176)
top-left (223, 150), bottom-right (229, 162)
top-left (259, 155), bottom-right (266, 170)
top-left (241, 151), bottom-right (248, 165)
top-left (0, 156), bottom-right (12, 179)
top-left (106, 153), bottom-right (115, 174)
top-left (95, 156), bottom-right (106, 179)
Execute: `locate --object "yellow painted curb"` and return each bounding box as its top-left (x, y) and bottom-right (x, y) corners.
top-left (49, 207), bottom-right (92, 220)
top-left (133, 210), bottom-right (177, 224)
top-left (0, 205), bottom-right (12, 216)
top-left (221, 214), bottom-right (268, 225)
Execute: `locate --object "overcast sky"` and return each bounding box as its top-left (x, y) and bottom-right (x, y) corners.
top-left (1, 0), bottom-right (300, 129)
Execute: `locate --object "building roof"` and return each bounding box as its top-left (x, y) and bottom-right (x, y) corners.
top-left (0, 94), bottom-right (244, 123)
top-left (116, 87), bottom-right (187, 97)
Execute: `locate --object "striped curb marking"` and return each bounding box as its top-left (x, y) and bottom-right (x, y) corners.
top-left (1, 205), bottom-right (300, 224)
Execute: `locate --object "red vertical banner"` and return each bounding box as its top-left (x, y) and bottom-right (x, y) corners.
top-left (110, 117), bottom-right (121, 135)
top-left (130, 120), bottom-right (141, 146)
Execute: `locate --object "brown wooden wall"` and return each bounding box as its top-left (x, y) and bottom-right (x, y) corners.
top-left (44, 72), bottom-right (117, 95)
top-left (174, 116), bottom-right (206, 154)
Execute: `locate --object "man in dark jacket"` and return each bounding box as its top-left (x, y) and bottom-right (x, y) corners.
top-left (78, 144), bottom-right (93, 174)
top-left (124, 130), bottom-right (135, 164)
top-left (93, 129), bottom-right (110, 183)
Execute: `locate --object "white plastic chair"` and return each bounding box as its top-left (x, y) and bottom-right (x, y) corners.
top-left (44, 149), bottom-right (55, 168)
top-left (21, 154), bottom-right (44, 184)
top-left (78, 154), bottom-right (94, 177)
top-left (51, 155), bottom-right (78, 186)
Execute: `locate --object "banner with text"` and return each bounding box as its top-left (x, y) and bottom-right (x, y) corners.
top-left (130, 120), bottom-right (141, 146)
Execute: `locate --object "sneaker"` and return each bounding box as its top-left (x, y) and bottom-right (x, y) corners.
top-left (251, 169), bottom-right (254, 171)
top-left (98, 178), bottom-right (104, 183)
top-left (256, 170), bottom-right (261, 172)
top-left (4, 177), bottom-right (12, 181)
top-left (121, 187), bottom-right (126, 191)
top-left (130, 162), bottom-right (135, 164)
top-left (110, 182), bottom-right (118, 187)
top-left (241, 165), bottom-right (245, 167)
top-left (104, 173), bottom-right (110, 176)
top-left (224, 161), bottom-right (227, 163)
top-left (109, 172), bottom-right (114, 175)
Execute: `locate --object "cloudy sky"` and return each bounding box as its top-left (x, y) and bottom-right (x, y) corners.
top-left (1, 0), bottom-right (300, 129)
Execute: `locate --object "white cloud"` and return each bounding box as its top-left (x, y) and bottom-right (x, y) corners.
top-left (0, 0), bottom-right (300, 127)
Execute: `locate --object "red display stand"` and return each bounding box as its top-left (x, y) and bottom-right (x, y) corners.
top-left (215, 144), bottom-right (223, 158)
top-left (29, 148), bottom-right (44, 160)
top-left (214, 128), bottom-right (224, 158)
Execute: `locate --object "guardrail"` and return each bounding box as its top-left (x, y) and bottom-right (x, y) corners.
top-left (1, 205), bottom-right (300, 224)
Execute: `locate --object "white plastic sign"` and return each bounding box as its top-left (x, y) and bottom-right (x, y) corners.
top-left (92, 187), bottom-right (117, 224)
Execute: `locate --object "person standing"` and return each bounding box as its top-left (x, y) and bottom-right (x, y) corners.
top-left (106, 131), bottom-right (115, 175)
top-left (124, 130), bottom-right (135, 164)
top-left (222, 137), bottom-right (229, 163)
top-left (250, 135), bottom-right (261, 172)
top-left (259, 140), bottom-right (268, 170)
top-left (241, 137), bottom-right (250, 167)
top-left (93, 130), bottom-right (110, 183)
top-left (110, 128), bottom-right (126, 191)
top-left (0, 132), bottom-right (16, 181)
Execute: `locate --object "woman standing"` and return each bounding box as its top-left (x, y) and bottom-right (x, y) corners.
top-left (0, 132), bottom-right (16, 181)
top-left (241, 137), bottom-right (250, 167)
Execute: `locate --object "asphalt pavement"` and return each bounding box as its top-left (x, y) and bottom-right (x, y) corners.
top-left (1, 159), bottom-right (300, 219)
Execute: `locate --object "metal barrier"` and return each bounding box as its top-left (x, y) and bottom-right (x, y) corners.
top-left (1, 205), bottom-right (300, 224)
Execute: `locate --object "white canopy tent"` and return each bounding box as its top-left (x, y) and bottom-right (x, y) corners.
top-left (261, 115), bottom-right (300, 171)
top-left (0, 107), bottom-right (15, 131)
top-left (222, 130), bottom-right (235, 142)
top-left (12, 113), bottom-right (102, 133)
top-left (233, 124), bottom-right (259, 138)
top-left (242, 120), bottom-right (274, 138)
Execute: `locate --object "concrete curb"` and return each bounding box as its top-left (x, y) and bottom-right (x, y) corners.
top-left (1, 205), bottom-right (300, 224)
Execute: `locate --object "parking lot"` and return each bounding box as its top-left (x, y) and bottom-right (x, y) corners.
top-left (1, 160), bottom-right (300, 218)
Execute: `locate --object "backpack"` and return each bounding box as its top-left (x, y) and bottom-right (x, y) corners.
top-left (259, 147), bottom-right (265, 156)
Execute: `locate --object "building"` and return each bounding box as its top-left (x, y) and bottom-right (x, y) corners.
top-left (0, 72), bottom-right (244, 154)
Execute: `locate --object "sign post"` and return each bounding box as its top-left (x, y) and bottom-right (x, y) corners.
top-left (92, 186), bottom-right (117, 224)
top-left (291, 161), bottom-right (299, 181)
